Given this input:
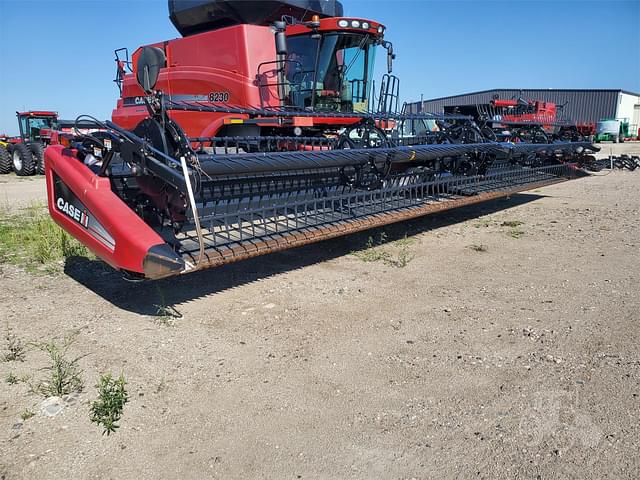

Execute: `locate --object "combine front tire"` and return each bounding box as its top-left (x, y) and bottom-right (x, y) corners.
top-left (0, 145), bottom-right (12, 174)
top-left (30, 141), bottom-right (45, 174)
top-left (12, 143), bottom-right (36, 176)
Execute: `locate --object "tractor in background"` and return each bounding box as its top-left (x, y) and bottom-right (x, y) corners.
top-left (0, 111), bottom-right (59, 176)
top-left (14, 110), bottom-right (58, 175)
top-left (0, 135), bottom-right (12, 174)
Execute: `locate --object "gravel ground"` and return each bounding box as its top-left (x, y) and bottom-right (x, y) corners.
top-left (0, 143), bottom-right (639, 479)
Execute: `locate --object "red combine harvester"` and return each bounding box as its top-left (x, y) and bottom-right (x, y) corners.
top-left (44, 0), bottom-right (597, 280)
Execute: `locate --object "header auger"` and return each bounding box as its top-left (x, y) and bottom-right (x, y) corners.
top-left (45, 0), bottom-right (599, 280)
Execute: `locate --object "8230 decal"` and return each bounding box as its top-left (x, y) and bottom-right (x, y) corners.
top-left (209, 92), bottom-right (230, 103)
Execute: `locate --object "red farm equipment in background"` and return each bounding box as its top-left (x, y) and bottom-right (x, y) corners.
top-left (488, 98), bottom-right (558, 126)
top-left (0, 111), bottom-right (103, 176)
top-left (0, 111), bottom-right (59, 175)
top-left (445, 95), bottom-right (589, 143)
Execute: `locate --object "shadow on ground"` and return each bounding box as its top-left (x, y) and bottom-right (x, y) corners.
top-left (64, 193), bottom-right (543, 315)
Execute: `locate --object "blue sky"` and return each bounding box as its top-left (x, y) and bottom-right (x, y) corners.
top-left (0, 0), bottom-right (638, 134)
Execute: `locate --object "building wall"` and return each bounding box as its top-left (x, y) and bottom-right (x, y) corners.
top-left (616, 92), bottom-right (640, 133)
top-left (412, 89), bottom-right (632, 123)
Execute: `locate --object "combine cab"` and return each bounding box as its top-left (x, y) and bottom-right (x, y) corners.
top-left (45, 0), bottom-right (598, 280)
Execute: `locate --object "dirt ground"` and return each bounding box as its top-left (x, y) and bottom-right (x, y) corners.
top-left (1, 143), bottom-right (639, 479)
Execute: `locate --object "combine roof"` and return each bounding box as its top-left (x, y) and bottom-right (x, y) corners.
top-left (168, 0), bottom-right (344, 36)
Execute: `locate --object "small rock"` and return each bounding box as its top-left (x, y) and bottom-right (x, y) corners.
top-left (444, 308), bottom-right (451, 313)
top-left (40, 397), bottom-right (65, 417)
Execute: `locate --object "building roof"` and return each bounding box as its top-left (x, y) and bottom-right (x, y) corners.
top-left (424, 88), bottom-right (640, 103)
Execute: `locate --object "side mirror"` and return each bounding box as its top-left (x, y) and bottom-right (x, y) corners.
top-left (383, 41), bottom-right (395, 74)
top-left (136, 46), bottom-right (166, 94)
top-left (274, 21), bottom-right (288, 56)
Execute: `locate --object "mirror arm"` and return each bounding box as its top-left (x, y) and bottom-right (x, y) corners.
top-left (381, 41), bottom-right (395, 74)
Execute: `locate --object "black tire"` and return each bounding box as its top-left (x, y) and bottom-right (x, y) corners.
top-left (12, 143), bottom-right (36, 176)
top-left (30, 141), bottom-right (45, 174)
top-left (0, 145), bottom-right (12, 174)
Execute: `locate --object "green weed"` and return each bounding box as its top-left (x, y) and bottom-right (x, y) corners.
top-left (353, 234), bottom-right (391, 263)
top-left (20, 409), bottom-right (35, 421)
top-left (3, 324), bottom-right (25, 362)
top-left (474, 218), bottom-right (492, 228)
top-left (90, 373), bottom-right (128, 435)
top-left (353, 233), bottom-right (415, 267)
top-left (154, 286), bottom-right (182, 326)
top-left (501, 220), bottom-right (524, 228)
top-left (6, 372), bottom-right (18, 384)
top-left (393, 244), bottom-right (414, 268)
top-left (469, 244), bottom-right (488, 252)
top-left (32, 335), bottom-right (84, 397)
top-left (393, 234), bottom-right (416, 248)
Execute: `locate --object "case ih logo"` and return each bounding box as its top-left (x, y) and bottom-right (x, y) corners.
top-left (56, 198), bottom-right (89, 228)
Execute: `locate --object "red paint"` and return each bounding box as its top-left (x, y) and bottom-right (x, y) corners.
top-left (16, 111), bottom-right (57, 117)
top-left (111, 16), bottom-right (382, 138)
top-left (491, 99), bottom-right (558, 125)
top-left (45, 145), bottom-right (164, 275)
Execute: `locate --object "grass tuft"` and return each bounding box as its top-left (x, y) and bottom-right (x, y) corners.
top-left (3, 323), bottom-right (26, 362)
top-left (20, 409), bottom-right (35, 421)
top-left (353, 232), bottom-right (414, 267)
top-left (507, 229), bottom-right (525, 239)
top-left (501, 220), bottom-right (524, 228)
top-left (353, 234), bottom-right (391, 263)
top-left (32, 335), bottom-right (84, 397)
top-left (6, 372), bottom-right (18, 385)
top-left (154, 286), bottom-right (182, 326)
top-left (469, 244), bottom-right (488, 252)
top-left (474, 218), bottom-right (492, 228)
top-left (0, 203), bottom-right (90, 272)
top-left (391, 244), bottom-right (414, 268)
top-left (90, 373), bottom-right (128, 435)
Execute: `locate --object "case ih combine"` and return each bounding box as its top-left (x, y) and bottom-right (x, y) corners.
top-left (44, 0), bottom-right (598, 280)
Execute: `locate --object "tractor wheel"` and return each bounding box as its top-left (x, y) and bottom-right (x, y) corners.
top-left (30, 141), bottom-right (45, 174)
top-left (12, 143), bottom-right (36, 176)
top-left (0, 145), bottom-right (12, 174)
